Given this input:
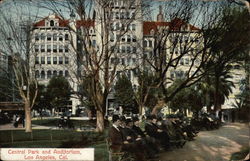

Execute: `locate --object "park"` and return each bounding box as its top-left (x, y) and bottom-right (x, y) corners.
top-left (0, 0), bottom-right (249, 161)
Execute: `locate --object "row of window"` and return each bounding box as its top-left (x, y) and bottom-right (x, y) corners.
top-left (35, 70), bottom-right (69, 79)
top-left (35, 56), bottom-right (69, 65)
top-left (35, 33), bottom-right (69, 41)
top-left (110, 23), bottom-right (136, 31)
top-left (109, 11), bottom-right (135, 20)
top-left (143, 40), bottom-right (153, 48)
top-left (110, 34), bottom-right (137, 43)
top-left (34, 44), bottom-right (69, 53)
top-left (111, 45), bottom-right (137, 54)
top-left (109, 0), bottom-right (136, 9)
top-left (110, 57), bottom-right (137, 66)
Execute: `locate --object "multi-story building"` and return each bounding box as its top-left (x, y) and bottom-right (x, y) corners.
top-left (31, 3), bottom-right (245, 115)
top-left (31, 14), bottom-right (79, 114)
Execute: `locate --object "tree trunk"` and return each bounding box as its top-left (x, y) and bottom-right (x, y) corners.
top-left (24, 101), bottom-right (32, 132)
top-left (151, 99), bottom-right (165, 115)
top-left (96, 110), bottom-right (104, 133)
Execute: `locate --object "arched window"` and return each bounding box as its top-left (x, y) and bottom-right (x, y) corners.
top-left (59, 71), bottom-right (63, 76)
top-left (35, 33), bottom-right (39, 41)
top-left (41, 71), bottom-right (45, 79)
top-left (53, 70), bottom-right (57, 77)
top-left (53, 33), bottom-right (57, 41)
top-left (41, 33), bottom-right (45, 40)
top-left (50, 20), bottom-right (54, 27)
top-left (35, 70), bottom-right (39, 78)
top-left (47, 70), bottom-right (52, 79)
top-left (65, 70), bottom-right (69, 77)
top-left (47, 33), bottom-right (51, 41)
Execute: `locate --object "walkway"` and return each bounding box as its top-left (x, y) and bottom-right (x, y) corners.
top-left (159, 123), bottom-right (249, 161)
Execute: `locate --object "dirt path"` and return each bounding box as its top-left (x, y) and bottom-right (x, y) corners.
top-left (159, 123), bottom-right (249, 161)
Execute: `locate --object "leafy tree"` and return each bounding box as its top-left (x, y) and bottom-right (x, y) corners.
top-left (46, 76), bottom-right (71, 112)
top-left (114, 74), bottom-right (138, 114)
top-left (168, 80), bottom-right (204, 115)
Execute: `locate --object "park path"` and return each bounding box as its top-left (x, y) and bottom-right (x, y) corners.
top-left (159, 123), bottom-right (249, 161)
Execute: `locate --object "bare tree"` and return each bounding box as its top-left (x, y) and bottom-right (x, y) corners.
top-left (137, 0), bottom-right (243, 114)
top-left (39, 0), bottom-right (146, 132)
top-left (0, 3), bottom-right (40, 132)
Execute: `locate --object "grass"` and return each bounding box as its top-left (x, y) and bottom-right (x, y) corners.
top-left (0, 129), bottom-right (109, 160)
top-left (32, 119), bottom-right (96, 128)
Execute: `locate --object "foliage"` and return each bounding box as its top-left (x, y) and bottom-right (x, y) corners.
top-left (46, 76), bottom-right (71, 111)
top-left (114, 74), bottom-right (138, 113)
top-left (168, 79), bottom-right (204, 113)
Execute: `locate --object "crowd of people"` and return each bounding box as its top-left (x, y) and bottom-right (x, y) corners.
top-left (108, 114), bottom-right (199, 161)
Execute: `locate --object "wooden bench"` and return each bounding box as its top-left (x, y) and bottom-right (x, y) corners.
top-left (106, 139), bottom-right (125, 161)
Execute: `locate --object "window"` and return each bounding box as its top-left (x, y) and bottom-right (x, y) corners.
top-left (143, 40), bottom-right (147, 47)
top-left (115, 12), bottom-right (119, 19)
top-left (35, 45), bottom-right (39, 52)
top-left (41, 45), bottom-right (45, 52)
top-left (53, 45), bottom-right (57, 52)
top-left (59, 45), bottom-right (63, 52)
top-left (121, 36), bottom-right (125, 42)
top-left (47, 70), bottom-right (52, 78)
top-left (41, 33), bottom-right (45, 41)
top-left (148, 40), bottom-right (152, 47)
top-left (35, 57), bottom-right (39, 64)
top-left (35, 70), bottom-right (39, 78)
top-left (127, 46), bottom-right (131, 53)
top-left (170, 71), bottom-right (175, 78)
top-left (41, 71), bottom-right (45, 79)
top-left (59, 57), bottom-right (63, 64)
top-left (110, 34), bottom-right (114, 42)
top-left (59, 34), bottom-right (63, 41)
top-left (41, 57), bottom-right (45, 64)
top-left (127, 35), bottom-right (131, 42)
top-left (47, 34), bottom-right (51, 41)
top-left (47, 57), bottom-right (51, 64)
top-left (185, 58), bottom-right (189, 65)
top-left (47, 45), bottom-right (51, 52)
top-left (115, 22), bottom-right (119, 30)
top-left (65, 45), bottom-right (69, 52)
top-left (65, 70), bottom-right (69, 77)
top-left (121, 58), bottom-right (125, 65)
top-left (50, 20), bottom-right (54, 27)
top-left (53, 57), bottom-right (57, 64)
top-left (65, 57), bottom-right (69, 64)
top-left (180, 58), bottom-right (184, 65)
top-left (65, 34), bottom-right (69, 40)
top-left (92, 40), bottom-right (96, 47)
top-left (132, 24), bottom-right (136, 31)
top-left (59, 71), bottom-right (63, 76)
top-left (133, 47), bottom-right (136, 53)
top-left (53, 70), bottom-right (57, 77)
top-left (132, 35), bottom-right (136, 42)
top-left (127, 58), bottom-right (131, 65)
top-left (35, 33), bottom-right (39, 41)
top-left (122, 46), bottom-right (126, 53)
top-left (53, 33), bottom-right (57, 41)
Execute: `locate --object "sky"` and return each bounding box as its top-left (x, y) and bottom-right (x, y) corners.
top-left (0, 0), bottom-right (238, 27)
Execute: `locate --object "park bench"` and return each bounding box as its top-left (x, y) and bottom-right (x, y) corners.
top-left (106, 139), bottom-right (136, 161)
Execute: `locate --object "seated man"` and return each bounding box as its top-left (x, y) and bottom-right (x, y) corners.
top-left (132, 117), bottom-right (160, 153)
top-left (145, 115), bottom-right (170, 150)
top-left (108, 115), bottom-right (145, 161)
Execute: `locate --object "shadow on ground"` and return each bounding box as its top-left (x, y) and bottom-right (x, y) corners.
top-left (159, 123), bottom-right (249, 161)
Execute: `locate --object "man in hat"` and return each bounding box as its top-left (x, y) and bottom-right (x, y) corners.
top-left (145, 115), bottom-right (170, 150)
top-left (108, 115), bottom-right (146, 161)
